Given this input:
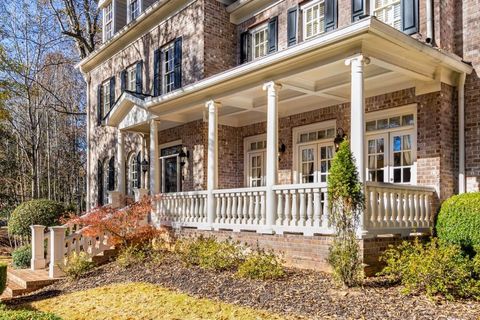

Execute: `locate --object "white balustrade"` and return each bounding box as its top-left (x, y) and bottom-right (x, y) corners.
top-left (155, 191), bottom-right (208, 228)
top-left (364, 182), bottom-right (435, 235)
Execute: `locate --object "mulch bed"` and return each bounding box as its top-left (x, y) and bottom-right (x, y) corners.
top-left (6, 254), bottom-right (480, 320)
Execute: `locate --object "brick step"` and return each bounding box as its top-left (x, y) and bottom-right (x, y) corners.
top-left (7, 269), bottom-right (58, 289)
top-left (4, 280), bottom-right (32, 298)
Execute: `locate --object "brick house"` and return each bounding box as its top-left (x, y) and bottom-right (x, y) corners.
top-left (77, 0), bottom-right (478, 272)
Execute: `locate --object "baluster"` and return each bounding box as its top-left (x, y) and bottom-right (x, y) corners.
top-left (306, 189), bottom-right (313, 227)
top-left (260, 192), bottom-right (266, 225)
top-left (313, 188), bottom-right (321, 227)
top-left (384, 191), bottom-right (392, 228)
top-left (378, 188), bottom-right (385, 228)
top-left (276, 191), bottom-right (283, 226)
top-left (425, 194), bottom-right (432, 227)
top-left (322, 190), bottom-right (329, 228)
top-left (242, 193), bottom-right (248, 224)
top-left (231, 193), bottom-right (238, 224)
top-left (291, 191), bottom-right (298, 226)
top-left (283, 191), bottom-right (291, 226)
top-left (247, 193), bottom-right (254, 224)
top-left (215, 195), bottom-right (221, 223)
top-left (371, 188), bottom-right (378, 228)
top-left (253, 193), bottom-right (260, 224)
top-left (220, 194), bottom-right (227, 224)
top-left (298, 189), bottom-right (306, 226)
top-left (398, 191), bottom-right (406, 227)
top-left (225, 194), bottom-right (232, 224)
top-left (418, 193), bottom-right (425, 228)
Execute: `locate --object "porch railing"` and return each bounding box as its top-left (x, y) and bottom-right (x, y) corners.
top-left (153, 182), bottom-right (436, 237)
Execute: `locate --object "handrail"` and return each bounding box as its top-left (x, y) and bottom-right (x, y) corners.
top-left (273, 183), bottom-right (327, 191)
top-left (212, 187), bottom-right (266, 194)
top-left (365, 181), bottom-right (436, 192)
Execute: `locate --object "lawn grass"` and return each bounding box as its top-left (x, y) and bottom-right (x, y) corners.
top-left (26, 282), bottom-right (297, 320)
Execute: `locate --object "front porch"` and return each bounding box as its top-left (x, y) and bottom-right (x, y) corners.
top-left (104, 17), bottom-right (470, 240)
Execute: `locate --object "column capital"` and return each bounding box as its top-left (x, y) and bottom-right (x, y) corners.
top-left (205, 100), bottom-right (221, 112)
top-left (262, 81), bottom-right (282, 92)
top-left (345, 54), bottom-right (370, 66)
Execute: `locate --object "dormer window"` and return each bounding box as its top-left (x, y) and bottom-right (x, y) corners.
top-left (372, 0), bottom-right (401, 30)
top-left (302, 0), bottom-right (325, 40)
top-left (128, 0), bottom-right (140, 22)
top-left (103, 2), bottom-right (114, 42)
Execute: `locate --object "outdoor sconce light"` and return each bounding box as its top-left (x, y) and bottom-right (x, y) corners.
top-left (179, 148), bottom-right (190, 167)
top-left (278, 143), bottom-right (286, 154)
top-left (141, 158), bottom-right (149, 173)
top-left (334, 128), bottom-right (346, 152)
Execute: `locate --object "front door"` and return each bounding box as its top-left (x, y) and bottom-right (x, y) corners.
top-left (161, 145), bottom-right (182, 193)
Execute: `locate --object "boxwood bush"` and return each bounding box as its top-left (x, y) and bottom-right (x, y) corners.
top-left (8, 199), bottom-right (66, 238)
top-left (436, 192), bottom-right (480, 253)
top-left (12, 245), bottom-right (32, 269)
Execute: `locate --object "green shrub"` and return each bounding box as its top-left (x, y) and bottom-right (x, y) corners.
top-left (327, 140), bottom-right (364, 287)
top-left (12, 245), bottom-right (31, 269)
top-left (237, 249), bottom-right (285, 280)
top-left (0, 305), bottom-right (61, 320)
top-left (61, 252), bottom-right (94, 280)
top-left (177, 236), bottom-right (244, 271)
top-left (436, 192), bottom-right (480, 253)
top-left (379, 237), bottom-right (480, 300)
top-left (8, 199), bottom-right (66, 238)
top-left (116, 245), bottom-right (146, 269)
top-left (0, 263), bottom-right (6, 294)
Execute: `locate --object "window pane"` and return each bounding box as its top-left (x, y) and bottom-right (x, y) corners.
top-left (368, 155), bottom-right (376, 169)
top-left (377, 138), bottom-right (384, 153)
top-left (369, 171), bottom-right (376, 181)
top-left (403, 151), bottom-right (412, 165)
top-left (366, 121), bottom-right (376, 131)
top-left (394, 152), bottom-right (401, 166)
top-left (326, 128), bottom-right (335, 138)
top-left (389, 116), bottom-right (400, 128)
top-left (378, 118), bottom-right (389, 129)
top-left (403, 168), bottom-right (411, 183)
top-left (402, 114), bottom-right (414, 126)
top-left (377, 154), bottom-right (384, 168)
top-left (377, 170), bottom-right (384, 182)
top-left (393, 136), bottom-right (401, 152)
top-left (403, 135), bottom-right (412, 150)
top-left (318, 130), bottom-right (326, 139)
top-left (393, 168), bottom-right (401, 183)
top-left (368, 140), bottom-right (376, 154)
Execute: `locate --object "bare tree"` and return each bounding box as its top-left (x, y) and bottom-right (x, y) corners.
top-left (47, 0), bottom-right (101, 59)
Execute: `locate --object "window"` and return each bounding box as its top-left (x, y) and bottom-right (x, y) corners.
top-left (372, 0), bottom-right (401, 30)
top-left (129, 0), bottom-right (140, 22)
top-left (162, 42), bottom-right (175, 94)
top-left (365, 106), bottom-right (416, 184)
top-left (252, 25), bottom-right (268, 60)
top-left (244, 136), bottom-right (266, 187)
top-left (293, 121), bottom-right (335, 184)
top-left (126, 65), bottom-right (136, 91)
top-left (103, 2), bottom-right (113, 41)
top-left (303, 0), bottom-right (325, 40)
top-left (102, 81), bottom-right (110, 119)
top-left (127, 153), bottom-right (139, 196)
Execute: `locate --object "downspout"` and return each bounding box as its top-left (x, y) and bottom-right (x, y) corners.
top-left (425, 0), bottom-right (434, 45)
top-left (458, 73), bottom-right (466, 194)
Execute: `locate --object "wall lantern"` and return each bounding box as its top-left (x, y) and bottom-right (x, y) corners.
top-left (179, 148), bottom-right (190, 167)
top-left (141, 158), bottom-right (149, 173)
top-left (278, 143), bottom-right (286, 154)
top-left (334, 128), bottom-right (346, 152)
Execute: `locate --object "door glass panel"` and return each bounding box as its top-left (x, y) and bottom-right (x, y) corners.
top-left (390, 133), bottom-right (414, 183)
top-left (249, 153), bottom-right (264, 187)
top-left (366, 136), bottom-right (386, 182)
top-left (161, 145), bottom-right (182, 193)
top-left (300, 147), bottom-right (315, 183)
top-left (319, 145), bottom-right (333, 183)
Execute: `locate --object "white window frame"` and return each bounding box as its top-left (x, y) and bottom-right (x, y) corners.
top-left (159, 140), bottom-right (182, 193)
top-left (250, 24), bottom-right (268, 60)
top-left (127, 152), bottom-right (139, 197)
top-left (126, 65), bottom-right (136, 91)
top-left (102, 80), bottom-right (110, 119)
top-left (365, 104), bottom-right (417, 185)
top-left (244, 134), bottom-right (266, 187)
top-left (162, 42), bottom-right (175, 94)
top-left (102, 158), bottom-right (110, 205)
top-left (127, 0), bottom-right (141, 23)
top-left (370, 0), bottom-right (402, 30)
top-left (103, 1), bottom-right (114, 42)
top-left (292, 120), bottom-right (336, 184)
top-left (302, 0), bottom-right (325, 40)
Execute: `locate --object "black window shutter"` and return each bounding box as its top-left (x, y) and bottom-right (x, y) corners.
top-left (109, 77), bottom-right (115, 109)
top-left (136, 60), bottom-right (143, 94)
top-left (121, 70), bottom-right (127, 92)
top-left (401, 0), bottom-right (419, 35)
top-left (325, 0), bottom-right (337, 31)
top-left (287, 7), bottom-right (298, 47)
top-left (240, 32), bottom-right (252, 63)
top-left (153, 49), bottom-right (161, 96)
top-left (136, 152), bottom-right (142, 188)
top-left (352, 0), bottom-right (365, 22)
top-left (97, 84), bottom-right (102, 126)
top-left (97, 160), bottom-right (104, 206)
top-left (268, 16), bottom-right (278, 53)
top-left (108, 156), bottom-right (115, 191)
top-left (174, 37), bottom-right (182, 90)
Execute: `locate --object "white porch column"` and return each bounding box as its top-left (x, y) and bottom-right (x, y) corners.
top-left (345, 55), bottom-right (369, 184)
top-left (263, 81), bottom-right (282, 233)
top-left (30, 225), bottom-right (46, 270)
top-left (116, 130), bottom-right (126, 194)
top-left (49, 226), bottom-right (67, 278)
top-left (150, 119), bottom-right (160, 195)
top-left (206, 100), bottom-right (220, 228)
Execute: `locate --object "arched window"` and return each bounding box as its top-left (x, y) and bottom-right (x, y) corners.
top-left (127, 152), bottom-right (139, 197)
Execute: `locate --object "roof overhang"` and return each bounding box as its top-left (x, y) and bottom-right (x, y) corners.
top-left (106, 17), bottom-right (472, 131)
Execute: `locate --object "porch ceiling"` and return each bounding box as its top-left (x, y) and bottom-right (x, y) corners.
top-left (106, 17), bottom-right (472, 133)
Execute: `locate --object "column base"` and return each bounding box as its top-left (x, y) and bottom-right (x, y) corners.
top-left (134, 188), bottom-right (149, 202)
top-left (108, 191), bottom-right (125, 208)
top-left (31, 258), bottom-right (46, 271)
top-left (49, 264), bottom-right (65, 278)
